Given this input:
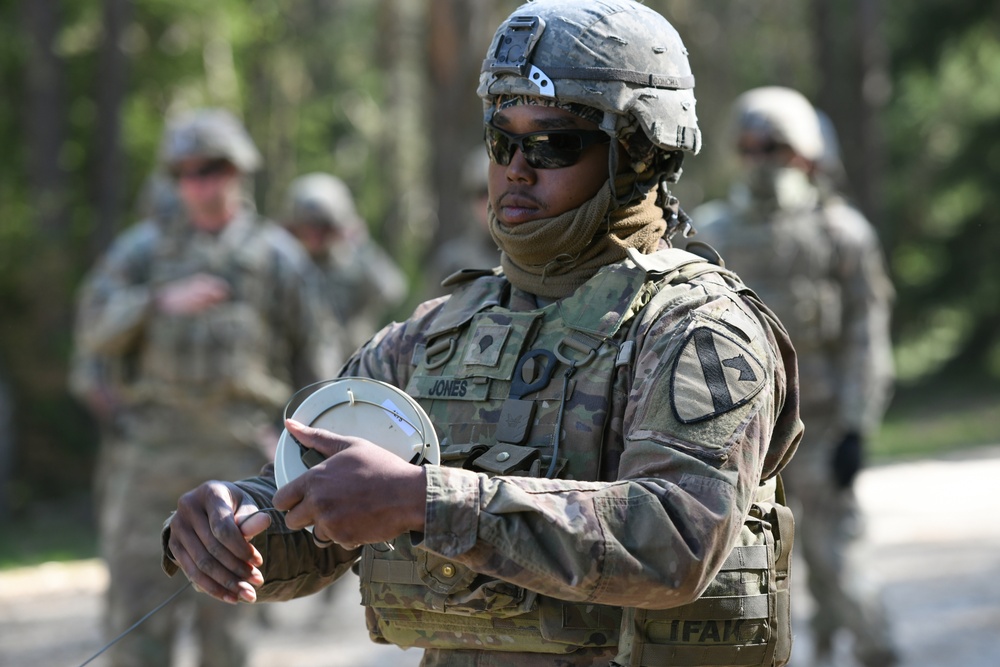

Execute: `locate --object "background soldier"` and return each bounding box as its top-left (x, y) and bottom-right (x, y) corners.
top-left (282, 172), bottom-right (408, 349)
top-left (72, 108), bottom-right (343, 667)
top-left (162, 3), bottom-right (802, 667)
top-left (690, 86), bottom-right (898, 667)
top-left (421, 149), bottom-right (500, 300)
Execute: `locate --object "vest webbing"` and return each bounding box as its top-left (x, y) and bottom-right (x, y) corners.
top-left (358, 249), bottom-right (793, 665)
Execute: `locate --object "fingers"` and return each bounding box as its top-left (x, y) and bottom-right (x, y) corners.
top-left (284, 418), bottom-right (353, 459)
top-left (167, 482), bottom-right (265, 604)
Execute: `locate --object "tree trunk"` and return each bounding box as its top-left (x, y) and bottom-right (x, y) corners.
top-left (92, 0), bottom-right (132, 260)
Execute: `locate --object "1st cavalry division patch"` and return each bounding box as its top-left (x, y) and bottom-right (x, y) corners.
top-left (671, 326), bottom-right (766, 423)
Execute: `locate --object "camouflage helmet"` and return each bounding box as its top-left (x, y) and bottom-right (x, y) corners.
top-left (478, 0), bottom-right (701, 159)
top-left (158, 108), bottom-right (262, 172)
top-left (731, 87), bottom-right (824, 161)
top-left (283, 172), bottom-right (363, 232)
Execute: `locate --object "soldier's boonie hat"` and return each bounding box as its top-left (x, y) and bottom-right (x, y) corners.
top-left (283, 172), bottom-right (362, 232)
top-left (478, 0), bottom-right (701, 155)
top-left (158, 108), bottom-right (262, 172)
top-left (732, 87), bottom-right (824, 161)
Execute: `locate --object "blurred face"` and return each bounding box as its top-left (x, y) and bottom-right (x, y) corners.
top-left (736, 131), bottom-right (811, 173)
top-left (487, 104), bottom-right (610, 226)
top-left (288, 219), bottom-right (338, 260)
top-left (172, 158), bottom-right (242, 232)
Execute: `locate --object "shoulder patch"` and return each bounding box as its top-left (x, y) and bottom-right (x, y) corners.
top-left (671, 326), bottom-right (766, 423)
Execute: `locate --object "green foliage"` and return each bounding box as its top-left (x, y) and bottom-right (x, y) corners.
top-left (886, 16), bottom-right (1000, 383)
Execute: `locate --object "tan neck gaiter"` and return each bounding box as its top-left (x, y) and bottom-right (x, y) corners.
top-left (488, 174), bottom-right (666, 299)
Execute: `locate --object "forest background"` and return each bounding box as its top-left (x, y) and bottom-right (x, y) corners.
top-left (0, 0), bottom-right (998, 563)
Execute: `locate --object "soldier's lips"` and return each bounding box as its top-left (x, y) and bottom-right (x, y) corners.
top-left (497, 194), bottom-right (542, 225)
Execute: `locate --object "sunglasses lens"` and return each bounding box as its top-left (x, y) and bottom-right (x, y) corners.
top-left (485, 126), bottom-right (594, 169)
top-left (521, 134), bottom-right (581, 169)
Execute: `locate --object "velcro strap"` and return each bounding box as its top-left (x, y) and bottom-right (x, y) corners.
top-left (541, 66), bottom-right (695, 90)
top-left (639, 642), bottom-right (767, 666)
top-left (719, 544), bottom-right (770, 571)
top-left (369, 559), bottom-right (423, 584)
top-left (664, 593), bottom-right (770, 621)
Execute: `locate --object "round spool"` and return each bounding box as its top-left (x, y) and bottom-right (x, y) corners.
top-left (275, 377), bottom-right (440, 490)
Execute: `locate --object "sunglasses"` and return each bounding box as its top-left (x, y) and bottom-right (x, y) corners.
top-left (172, 159), bottom-right (235, 182)
top-left (737, 140), bottom-right (790, 158)
top-left (484, 124), bottom-right (610, 169)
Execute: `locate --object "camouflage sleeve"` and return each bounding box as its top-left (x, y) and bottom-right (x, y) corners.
top-left (415, 280), bottom-right (792, 610)
top-left (160, 464), bottom-right (359, 602)
top-left (280, 255), bottom-right (348, 385)
top-left (828, 204), bottom-right (895, 433)
top-left (74, 221), bottom-right (160, 358)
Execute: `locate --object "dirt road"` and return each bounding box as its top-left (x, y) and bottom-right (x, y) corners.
top-left (3, 445), bottom-right (999, 667)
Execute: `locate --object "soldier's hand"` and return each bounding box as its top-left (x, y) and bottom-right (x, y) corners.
top-left (167, 481), bottom-right (271, 604)
top-left (274, 419), bottom-right (427, 548)
top-left (831, 432), bottom-right (864, 490)
top-left (155, 273), bottom-right (231, 315)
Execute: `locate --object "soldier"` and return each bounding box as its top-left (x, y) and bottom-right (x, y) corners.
top-left (689, 87), bottom-right (898, 667)
top-left (282, 172), bottom-right (408, 349)
top-left (73, 108), bottom-right (343, 667)
top-left (163, 4), bottom-right (803, 666)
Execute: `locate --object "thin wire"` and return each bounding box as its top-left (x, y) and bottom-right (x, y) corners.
top-left (76, 581), bottom-right (192, 667)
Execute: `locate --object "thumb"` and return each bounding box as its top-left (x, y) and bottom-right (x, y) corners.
top-left (236, 509), bottom-right (272, 541)
top-left (285, 418), bottom-right (353, 459)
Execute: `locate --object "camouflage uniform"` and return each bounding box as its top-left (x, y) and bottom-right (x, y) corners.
top-left (283, 172), bottom-right (408, 349)
top-left (690, 87), bottom-right (896, 667)
top-left (75, 110), bottom-right (343, 667)
top-left (164, 4), bottom-right (804, 665)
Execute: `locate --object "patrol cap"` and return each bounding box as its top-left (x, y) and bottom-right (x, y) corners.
top-left (158, 108), bottom-right (262, 173)
top-left (478, 0), bottom-right (701, 156)
top-left (284, 172), bottom-right (363, 232)
top-left (732, 86), bottom-right (824, 161)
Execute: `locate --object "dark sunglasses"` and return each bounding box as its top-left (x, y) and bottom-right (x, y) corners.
top-left (172, 159), bottom-right (234, 181)
top-left (737, 140), bottom-right (790, 158)
top-left (484, 124), bottom-right (610, 169)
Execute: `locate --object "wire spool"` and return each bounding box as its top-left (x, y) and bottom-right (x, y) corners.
top-left (275, 377), bottom-right (440, 494)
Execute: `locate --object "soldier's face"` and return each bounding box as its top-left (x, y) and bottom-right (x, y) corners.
top-left (487, 104), bottom-right (609, 227)
top-left (173, 158), bottom-right (242, 232)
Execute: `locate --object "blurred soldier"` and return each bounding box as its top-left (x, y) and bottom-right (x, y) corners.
top-left (70, 172), bottom-right (181, 509)
top-left (421, 149), bottom-right (500, 299)
top-left (282, 172), bottom-right (407, 349)
top-left (690, 87), bottom-right (897, 667)
top-left (163, 4), bottom-right (803, 667)
top-left (73, 108), bottom-right (343, 667)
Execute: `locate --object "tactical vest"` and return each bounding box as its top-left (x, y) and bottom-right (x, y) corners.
top-left (132, 214), bottom-right (293, 410)
top-left (358, 248), bottom-right (793, 666)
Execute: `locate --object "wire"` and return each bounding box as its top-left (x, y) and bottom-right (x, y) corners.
top-left (75, 581), bottom-right (192, 667)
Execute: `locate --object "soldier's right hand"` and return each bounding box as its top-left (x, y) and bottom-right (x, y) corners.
top-left (167, 481), bottom-right (271, 604)
top-left (155, 273), bottom-right (231, 315)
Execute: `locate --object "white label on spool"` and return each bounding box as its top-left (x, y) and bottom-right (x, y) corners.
top-left (381, 399), bottom-right (416, 436)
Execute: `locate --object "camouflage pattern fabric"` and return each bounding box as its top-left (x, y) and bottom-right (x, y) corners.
top-left (76, 207), bottom-right (343, 667)
top-left (315, 237), bottom-right (408, 350)
top-left (690, 189), bottom-right (896, 665)
top-left (165, 247), bottom-right (802, 666)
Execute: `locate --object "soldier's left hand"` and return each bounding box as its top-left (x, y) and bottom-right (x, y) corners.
top-left (273, 419), bottom-right (427, 547)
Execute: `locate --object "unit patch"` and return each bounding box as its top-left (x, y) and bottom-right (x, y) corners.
top-left (671, 326), bottom-right (766, 423)
top-left (464, 323), bottom-right (511, 367)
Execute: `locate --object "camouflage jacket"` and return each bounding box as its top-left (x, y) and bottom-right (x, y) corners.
top-left (74, 209), bottom-right (344, 415)
top-left (185, 248), bottom-right (801, 665)
top-left (691, 192), bottom-right (894, 436)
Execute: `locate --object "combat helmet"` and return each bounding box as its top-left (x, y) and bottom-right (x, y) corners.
top-left (478, 0), bottom-right (701, 176)
top-left (158, 108), bottom-right (262, 173)
top-left (731, 87), bottom-right (824, 161)
top-left (284, 172), bottom-right (363, 233)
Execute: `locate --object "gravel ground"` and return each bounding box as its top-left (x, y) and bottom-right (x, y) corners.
top-left (3, 444), bottom-right (999, 667)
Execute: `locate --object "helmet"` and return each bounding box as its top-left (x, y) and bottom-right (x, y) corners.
top-left (478, 0), bottom-right (701, 159)
top-left (158, 108), bottom-right (262, 172)
top-left (731, 87), bottom-right (823, 161)
top-left (283, 172), bottom-right (363, 232)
